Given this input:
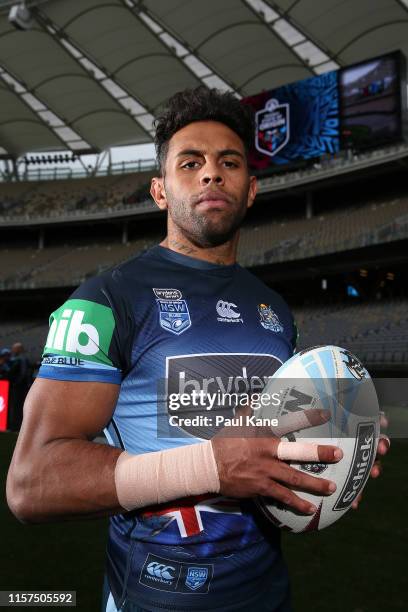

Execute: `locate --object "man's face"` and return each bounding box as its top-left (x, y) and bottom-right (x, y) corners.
top-left (152, 121), bottom-right (257, 247)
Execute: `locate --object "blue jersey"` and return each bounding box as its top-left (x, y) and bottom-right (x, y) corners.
top-left (38, 245), bottom-right (296, 611)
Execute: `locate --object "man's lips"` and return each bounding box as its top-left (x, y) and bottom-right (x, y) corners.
top-left (198, 199), bottom-right (229, 208)
top-left (195, 192), bottom-right (231, 208)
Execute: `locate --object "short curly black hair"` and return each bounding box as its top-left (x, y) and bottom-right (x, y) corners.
top-left (153, 86), bottom-right (254, 175)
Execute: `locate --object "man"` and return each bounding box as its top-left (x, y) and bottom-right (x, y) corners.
top-left (8, 342), bottom-right (31, 431)
top-left (0, 347), bottom-right (11, 380)
top-left (6, 87), bottom-right (388, 612)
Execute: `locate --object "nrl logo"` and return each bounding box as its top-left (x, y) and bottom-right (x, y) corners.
top-left (341, 349), bottom-right (367, 380)
top-left (255, 98), bottom-right (290, 158)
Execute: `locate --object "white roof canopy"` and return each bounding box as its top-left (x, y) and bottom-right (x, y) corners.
top-left (0, 0), bottom-right (407, 157)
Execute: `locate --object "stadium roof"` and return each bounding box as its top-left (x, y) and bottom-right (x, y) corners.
top-left (0, 0), bottom-right (407, 158)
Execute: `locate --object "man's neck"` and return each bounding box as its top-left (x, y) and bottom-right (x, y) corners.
top-left (161, 233), bottom-right (238, 266)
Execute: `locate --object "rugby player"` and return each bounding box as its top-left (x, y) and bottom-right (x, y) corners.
top-left (6, 87), bottom-right (389, 612)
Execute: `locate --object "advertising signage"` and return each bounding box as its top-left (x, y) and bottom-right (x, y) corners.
top-left (242, 51), bottom-right (405, 172)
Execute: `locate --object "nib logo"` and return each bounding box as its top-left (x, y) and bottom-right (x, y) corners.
top-left (46, 309), bottom-right (99, 355)
top-left (44, 299), bottom-right (115, 365)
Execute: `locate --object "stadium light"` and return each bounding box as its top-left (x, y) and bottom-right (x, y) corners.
top-left (23, 153), bottom-right (79, 166)
top-left (8, 1), bottom-right (33, 31)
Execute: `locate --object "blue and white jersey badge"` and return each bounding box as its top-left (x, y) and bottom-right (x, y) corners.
top-left (258, 303), bottom-right (284, 333)
top-left (185, 567), bottom-right (209, 591)
top-left (153, 288), bottom-right (191, 335)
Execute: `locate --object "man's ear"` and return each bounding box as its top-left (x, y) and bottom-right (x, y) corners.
top-left (247, 175), bottom-right (257, 210)
top-left (150, 177), bottom-right (168, 211)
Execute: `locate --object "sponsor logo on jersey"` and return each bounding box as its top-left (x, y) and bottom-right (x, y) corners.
top-left (153, 288), bottom-right (182, 301)
top-left (163, 353), bottom-right (282, 438)
top-left (258, 304), bottom-right (284, 333)
top-left (146, 561), bottom-right (176, 582)
top-left (341, 349), bottom-right (367, 380)
top-left (140, 554), bottom-right (179, 590)
top-left (41, 356), bottom-right (85, 367)
top-left (333, 422), bottom-right (376, 511)
top-left (43, 299), bottom-right (115, 365)
top-left (185, 567), bottom-right (209, 591)
top-left (216, 300), bottom-right (243, 323)
top-left (153, 288), bottom-right (191, 335)
top-left (139, 553), bottom-right (213, 593)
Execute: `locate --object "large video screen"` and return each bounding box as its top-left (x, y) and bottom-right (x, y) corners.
top-left (340, 52), bottom-right (404, 149)
top-left (242, 70), bottom-right (340, 171)
top-left (242, 51), bottom-right (405, 172)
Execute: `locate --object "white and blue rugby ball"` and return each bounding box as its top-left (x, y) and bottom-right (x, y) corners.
top-left (256, 345), bottom-right (380, 532)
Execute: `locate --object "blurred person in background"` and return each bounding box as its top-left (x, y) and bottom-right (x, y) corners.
top-left (8, 343), bottom-right (32, 431)
top-left (0, 347), bottom-right (11, 380)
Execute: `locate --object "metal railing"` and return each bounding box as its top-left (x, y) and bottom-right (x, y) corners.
top-left (1, 158), bottom-right (158, 182)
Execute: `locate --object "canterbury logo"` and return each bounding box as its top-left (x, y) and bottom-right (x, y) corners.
top-left (146, 562), bottom-right (175, 581)
top-left (216, 300), bottom-right (241, 319)
top-left (45, 309), bottom-right (99, 356)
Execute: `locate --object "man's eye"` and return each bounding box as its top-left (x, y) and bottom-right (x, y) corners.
top-left (224, 160), bottom-right (238, 168)
top-left (182, 161), bottom-right (199, 169)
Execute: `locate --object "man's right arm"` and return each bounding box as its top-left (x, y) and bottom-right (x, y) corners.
top-left (6, 377), bottom-right (123, 523)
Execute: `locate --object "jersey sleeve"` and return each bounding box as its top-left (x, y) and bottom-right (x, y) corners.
top-left (38, 274), bottom-right (129, 385)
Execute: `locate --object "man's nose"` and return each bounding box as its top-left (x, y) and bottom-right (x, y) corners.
top-left (200, 168), bottom-right (224, 186)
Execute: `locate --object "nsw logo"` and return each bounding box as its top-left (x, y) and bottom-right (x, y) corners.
top-left (185, 567), bottom-right (209, 591)
top-left (255, 98), bottom-right (290, 158)
top-left (154, 288), bottom-right (191, 336)
top-left (216, 300), bottom-right (243, 323)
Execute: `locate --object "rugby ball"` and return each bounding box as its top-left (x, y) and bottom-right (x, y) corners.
top-left (255, 345), bottom-right (379, 532)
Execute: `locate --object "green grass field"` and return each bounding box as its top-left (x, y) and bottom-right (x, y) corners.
top-left (1, 432), bottom-right (407, 611)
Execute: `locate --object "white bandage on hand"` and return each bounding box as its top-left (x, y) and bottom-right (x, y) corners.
top-left (273, 411), bottom-right (319, 438)
top-left (273, 409), bottom-right (324, 461)
top-left (277, 441), bottom-right (320, 462)
top-left (114, 441), bottom-right (220, 511)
